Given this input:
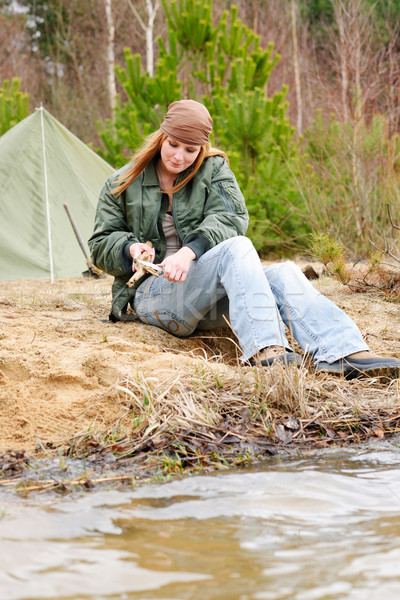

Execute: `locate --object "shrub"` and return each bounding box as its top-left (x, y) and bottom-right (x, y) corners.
top-left (0, 78), bottom-right (29, 136)
top-left (299, 110), bottom-right (400, 257)
top-left (96, 0), bottom-right (308, 255)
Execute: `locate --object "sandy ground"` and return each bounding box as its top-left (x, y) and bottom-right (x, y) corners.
top-left (1, 264), bottom-right (399, 454)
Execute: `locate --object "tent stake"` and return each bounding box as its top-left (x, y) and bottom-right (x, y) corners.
top-left (63, 203), bottom-right (105, 279)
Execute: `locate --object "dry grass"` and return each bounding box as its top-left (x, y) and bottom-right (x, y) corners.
top-left (59, 355), bottom-right (400, 463)
top-left (1, 352), bottom-right (400, 493)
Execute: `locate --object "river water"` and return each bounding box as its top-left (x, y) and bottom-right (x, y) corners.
top-left (1, 440), bottom-right (400, 600)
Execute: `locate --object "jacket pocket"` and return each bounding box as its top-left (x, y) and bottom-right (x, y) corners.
top-left (216, 182), bottom-right (247, 214)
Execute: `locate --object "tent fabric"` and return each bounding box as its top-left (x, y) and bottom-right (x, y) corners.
top-left (0, 108), bottom-right (114, 281)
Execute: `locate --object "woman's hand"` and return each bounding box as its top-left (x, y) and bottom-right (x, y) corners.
top-left (160, 247), bottom-right (196, 282)
top-left (129, 242), bottom-right (155, 272)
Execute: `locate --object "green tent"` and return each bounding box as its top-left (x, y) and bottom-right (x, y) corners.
top-left (0, 107), bottom-right (114, 281)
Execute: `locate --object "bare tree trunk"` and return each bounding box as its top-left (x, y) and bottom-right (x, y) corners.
top-left (145, 0), bottom-right (157, 76)
top-left (352, 5), bottom-right (363, 238)
top-left (104, 0), bottom-right (117, 118)
top-left (354, 14), bottom-right (362, 122)
top-left (387, 30), bottom-right (399, 135)
top-left (252, 0), bottom-right (259, 34)
top-left (336, 3), bottom-right (349, 121)
top-left (126, 0), bottom-right (159, 77)
top-left (290, 0), bottom-right (302, 134)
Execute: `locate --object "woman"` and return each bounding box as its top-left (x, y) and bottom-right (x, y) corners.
top-left (89, 99), bottom-right (400, 380)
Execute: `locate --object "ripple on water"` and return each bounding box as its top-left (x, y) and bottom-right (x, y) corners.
top-left (1, 445), bottom-right (400, 599)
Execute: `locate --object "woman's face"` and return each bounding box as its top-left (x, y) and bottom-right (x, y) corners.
top-left (160, 137), bottom-right (201, 176)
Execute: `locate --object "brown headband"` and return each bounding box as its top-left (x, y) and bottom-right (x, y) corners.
top-left (160, 99), bottom-right (213, 145)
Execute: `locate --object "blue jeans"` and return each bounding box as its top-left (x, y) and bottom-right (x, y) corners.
top-left (134, 236), bottom-right (369, 363)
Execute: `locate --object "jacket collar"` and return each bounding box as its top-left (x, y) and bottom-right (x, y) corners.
top-left (142, 160), bottom-right (159, 186)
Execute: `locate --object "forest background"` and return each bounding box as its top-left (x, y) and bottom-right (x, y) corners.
top-left (1, 0), bottom-right (400, 262)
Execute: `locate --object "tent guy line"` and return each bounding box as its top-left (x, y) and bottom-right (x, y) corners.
top-left (39, 105), bottom-right (55, 283)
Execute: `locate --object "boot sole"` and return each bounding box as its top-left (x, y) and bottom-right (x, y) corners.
top-left (345, 364), bottom-right (400, 380)
top-left (316, 360), bottom-right (400, 380)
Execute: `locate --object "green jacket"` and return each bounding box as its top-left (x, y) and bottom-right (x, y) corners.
top-left (89, 155), bottom-right (249, 320)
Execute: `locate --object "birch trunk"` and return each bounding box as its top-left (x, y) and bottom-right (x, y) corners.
top-left (290, 0), bottom-right (302, 134)
top-left (145, 0), bottom-right (157, 76)
top-left (104, 0), bottom-right (117, 118)
top-left (126, 0), bottom-right (159, 77)
top-left (336, 4), bottom-right (349, 121)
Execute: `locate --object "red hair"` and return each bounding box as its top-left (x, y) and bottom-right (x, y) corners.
top-left (112, 130), bottom-right (228, 196)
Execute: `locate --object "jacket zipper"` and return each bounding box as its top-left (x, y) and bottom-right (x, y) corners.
top-left (217, 182), bottom-right (234, 213)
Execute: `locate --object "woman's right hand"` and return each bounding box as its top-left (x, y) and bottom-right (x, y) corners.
top-left (129, 243), bottom-right (155, 272)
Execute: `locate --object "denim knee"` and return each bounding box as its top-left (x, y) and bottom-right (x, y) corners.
top-left (136, 309), bottom-right (197, 337)
top-left (225, 235), bottom-right (255, 252)
top-left (264, 260), bottom-right (307, 285)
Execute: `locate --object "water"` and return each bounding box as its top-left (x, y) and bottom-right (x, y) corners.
top-left (1, 441), bottom-right (400, 600)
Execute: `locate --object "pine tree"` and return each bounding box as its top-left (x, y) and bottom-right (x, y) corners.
top-left (0, 78), bottom-right (29, 136)
top-left (96, 0), bottom-right (308, 254)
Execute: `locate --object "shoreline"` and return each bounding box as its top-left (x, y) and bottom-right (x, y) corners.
top-left (1, 268), bottom-right (399, 492)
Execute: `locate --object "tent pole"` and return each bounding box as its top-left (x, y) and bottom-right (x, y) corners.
top-left (39, 104), bottom-right (55, 283)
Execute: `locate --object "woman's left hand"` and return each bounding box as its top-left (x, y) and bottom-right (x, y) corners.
top-left (160, 247), bottom-right (196, 283)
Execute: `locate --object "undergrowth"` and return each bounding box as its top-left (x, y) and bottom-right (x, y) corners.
top-left (311, 232), bottom-right (400, 302)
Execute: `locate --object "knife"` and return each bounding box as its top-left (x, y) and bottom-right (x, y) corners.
top-left (134, 259), bottom-right (165, 276)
